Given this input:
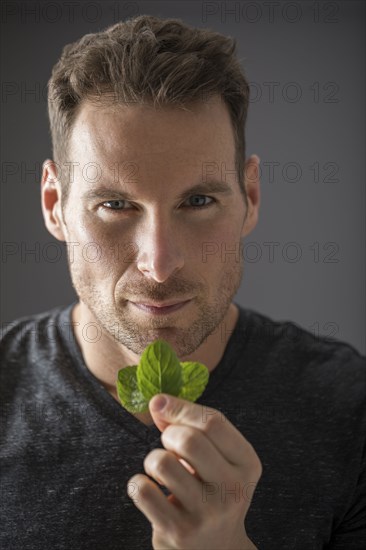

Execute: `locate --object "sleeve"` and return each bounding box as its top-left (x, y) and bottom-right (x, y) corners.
top-left (325, 443), bottom-right (366, 549)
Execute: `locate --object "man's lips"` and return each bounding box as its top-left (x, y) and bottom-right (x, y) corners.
top-left (129, 299), bottom-right (191, 315)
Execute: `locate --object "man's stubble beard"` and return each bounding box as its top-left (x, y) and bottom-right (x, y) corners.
top-left (66, 245), bottom-right (244, 358)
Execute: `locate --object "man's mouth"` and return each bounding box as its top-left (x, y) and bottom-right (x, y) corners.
top-left (129, 299), bottom-right (192, 315)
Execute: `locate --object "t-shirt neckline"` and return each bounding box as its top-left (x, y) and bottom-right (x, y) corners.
top-left (58, 301), bottom-right (248, 444)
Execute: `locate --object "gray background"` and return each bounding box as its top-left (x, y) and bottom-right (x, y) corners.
top-left (1, 0), bottom-right (365, 354)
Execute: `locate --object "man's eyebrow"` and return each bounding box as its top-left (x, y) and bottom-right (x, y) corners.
top-left (82, 188), bottom-right (136, 201)
top-left (82, 181), bottom-right (234, 201)
top-left (177, 181), bottom-right (234, 199)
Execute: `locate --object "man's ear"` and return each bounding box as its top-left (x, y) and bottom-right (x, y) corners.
top-left (40, 159), bottom-right (67, 242)
top-left (241, 154), bottom-right (261, 238)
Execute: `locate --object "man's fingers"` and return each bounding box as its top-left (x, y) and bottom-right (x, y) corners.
top-left (127, 473), bottom-right (182, 530)
top-left (143, 448), bottom-right (202, 512)
top-left (161, 424), bottom-right (231, 484)
top-left (149, 394), bottom-right (260, 469)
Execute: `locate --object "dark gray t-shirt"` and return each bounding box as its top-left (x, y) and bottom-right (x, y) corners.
top-left (1, 302), bottom-right (365, 550)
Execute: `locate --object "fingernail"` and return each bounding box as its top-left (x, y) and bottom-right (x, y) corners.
top-left (150, 395), bottom-right (167, 412)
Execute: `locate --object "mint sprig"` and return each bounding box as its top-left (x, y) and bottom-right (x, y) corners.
top-left (116, 340), bottom-right (209, 413)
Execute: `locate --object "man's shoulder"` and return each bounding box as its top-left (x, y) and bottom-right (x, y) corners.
top-left (0, 303), bottom-right (74, 360)
top-left (238, 304), bottom-right (363, 355)
top-left (236, 304), bottom-right (365, 388)
top-left (232, 306), bottom-right (366, 429)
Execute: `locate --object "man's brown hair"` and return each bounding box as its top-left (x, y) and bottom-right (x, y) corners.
top-left (47, 14), bottom-right (250, 207)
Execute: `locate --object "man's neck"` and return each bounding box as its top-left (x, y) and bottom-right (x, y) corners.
top-left (71, 302), bottom-right (239, 426)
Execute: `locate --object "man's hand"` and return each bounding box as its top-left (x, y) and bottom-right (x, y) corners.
top-left (127, 394), bottom-right (262, 550)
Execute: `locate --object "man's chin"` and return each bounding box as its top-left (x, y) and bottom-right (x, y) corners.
top-left (119, 329), bottom-right (185, 357)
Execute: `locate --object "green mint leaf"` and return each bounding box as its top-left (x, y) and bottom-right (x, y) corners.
top-left (116, 365), bottom-right (149, 413)
top-left (178, 361), bottom-right (209, 402)
top-left (116, 340), bottom-right (210, 414)
top-left (137, 339), bottom-right (182, 400)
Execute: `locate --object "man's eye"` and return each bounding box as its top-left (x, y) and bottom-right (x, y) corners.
top-left (101, 200), bottom-right (131, 211)
top-left (185, 195), bottom-right (215, 209)
top-left (100, 195), bottom-right (215, 213)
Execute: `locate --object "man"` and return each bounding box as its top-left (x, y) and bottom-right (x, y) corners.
top-left (1, 14), bottom-right (365, 550)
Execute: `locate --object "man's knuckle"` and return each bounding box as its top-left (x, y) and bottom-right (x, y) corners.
top-left (178, 430), bottom-right (198, 455)
top-left (154, 452), bottom-right (173, 477)
top-left (254, 457), bottom-right (263, 478)
top-left (204, 410), bottom-right (221, 432)
top-left (143, 450), bottom-right (154, 470)
top-left (144, 449), bottom-right (163, 471)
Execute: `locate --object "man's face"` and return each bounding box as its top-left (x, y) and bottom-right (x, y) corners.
top-left (48, 96), bottom-right (258, 357)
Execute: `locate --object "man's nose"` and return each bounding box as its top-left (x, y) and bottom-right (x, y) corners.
top-left (135, 213), bottom-right (185, 283)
